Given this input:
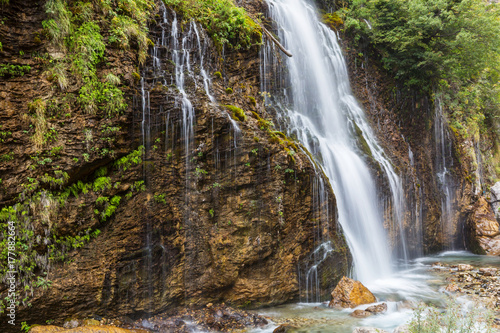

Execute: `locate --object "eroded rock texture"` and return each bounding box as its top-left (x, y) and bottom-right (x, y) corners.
top-left (0, 0), bottom-right (350, 329)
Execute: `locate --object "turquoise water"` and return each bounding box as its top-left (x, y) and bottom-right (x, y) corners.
top-left (248, 251), bottom-right (500, 333)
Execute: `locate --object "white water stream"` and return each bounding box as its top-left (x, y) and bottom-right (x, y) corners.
top-left (262, 0), bottom-right (407, 283)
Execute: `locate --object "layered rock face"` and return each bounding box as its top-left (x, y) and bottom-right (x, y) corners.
top-left (466, 197), bottom-right (500, 255)
top-left (342, 35), bottom-right (475, 255)
top-left (0, 0), bottom-right (350, 329)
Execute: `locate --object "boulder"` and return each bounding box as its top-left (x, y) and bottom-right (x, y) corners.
top-left (365, 303), bottom-right (387, 313)
top-left (466, 197), bottom-right (500, 255)
top-left (350, 310), bottom-right (372, 318)
top-left (273, 324), bottom-right (294, 333)
top-left (457, 264), bottom-right (473, 271)
top-left (479, 267), bottom-right (498, 276)
top-left (489, 182), bottom-right (500, 220)
top-left (352, 328), bottom-right (389, 333)
top-left (328, 276), bottom-right (376, 308)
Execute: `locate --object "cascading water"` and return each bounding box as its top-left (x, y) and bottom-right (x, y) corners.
top-left (262, 0), bottom-right (408, 284)
top-left (434, 97), bottom-right (458, 248)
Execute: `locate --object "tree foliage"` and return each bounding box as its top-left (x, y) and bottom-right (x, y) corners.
top-left (338, 0), bottom-right (500, 139)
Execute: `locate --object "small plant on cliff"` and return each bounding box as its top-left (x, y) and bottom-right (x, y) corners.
top-left (154, 193), bottom-right (167, 204)
top-left (162, 0), bottom-right (262, 50)
top-left (225, 105), bottom-right (246, 121)
top-left (28, 98), bottom-right (47, 149)
top-left (0, 64), bottom-right (31, 77)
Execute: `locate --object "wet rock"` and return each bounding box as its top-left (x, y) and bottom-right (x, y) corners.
top-left (458, 264), bottom-right (474, 271)
top-left (479, 267), bottom-right (498, 276)
top-left (466, 197), bottom-right (500, 255)
top-left (63, 319), bottom-right (81, 329)
top-left (273, 324), bottom-right (294, 333)
top-left (329, 276), bottom-right (376, 308)
top-left (489, 182), bottom-right (500, 220)
top-left (350, 310), bottom-right (372, 318)
top-left (365, 303), bottom-right (387, 313)
top-left (352, 327), bottom-right (389, 333)
top-left (445, 283), bottom-right (459, 292)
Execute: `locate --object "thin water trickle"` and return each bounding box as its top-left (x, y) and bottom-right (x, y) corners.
top-left (434, 96), bottom-right (457, 249)
top-left (263, 0), bottom-right (407, 284)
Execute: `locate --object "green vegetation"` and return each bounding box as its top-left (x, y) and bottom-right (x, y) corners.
top-left (0, 152), bottom-right (14, 162)
top-left (407, 301), bottom-right (494, 332)
top-left (0, 64), bottom-right (31, 77)
top-left (225, 105), bottom-right (246, 121)
top-left (337, 0), bottom-right (500, 175)
top-left (154, 193), bottom-right (167, 204)
top-left (28, 99), bottom-right (47, 149)
top-left (40, 0), bottom-right (155, 117)
top-left (162, 0), bottom-right (262, 50)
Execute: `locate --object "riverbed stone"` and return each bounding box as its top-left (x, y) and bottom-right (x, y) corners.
top-left (329, 276), bottom-right (376, 308)
top-left (457, 264), bottom-right (474, 271)
top-left (479, 267), bottom-right (498, 276)
top-left (365, 303), bottom-right (387, 313)
top-left (273, 324), bottom-right (295, 333)
top-left (350, 309), bottom-right (373, 318)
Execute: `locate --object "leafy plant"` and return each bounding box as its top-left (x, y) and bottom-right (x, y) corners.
top-left (162, 0), bottom-right (262, 50)
top-left (0, 64), bottom-right (31, 77)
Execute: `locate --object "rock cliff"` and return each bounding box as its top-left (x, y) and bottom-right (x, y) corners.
top-left (0, 0), bottom-right (350, 329)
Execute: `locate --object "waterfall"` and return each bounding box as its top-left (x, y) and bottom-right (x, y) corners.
top-left (434, 96), bottom-right (458, 249)
top-left (262, 0), bottom-right (408, 283)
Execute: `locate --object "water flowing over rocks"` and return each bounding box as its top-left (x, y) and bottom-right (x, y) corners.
top-left (328, 277), bottom-right (376, 309)
top-left (438, 262), bottom-right (500, 310)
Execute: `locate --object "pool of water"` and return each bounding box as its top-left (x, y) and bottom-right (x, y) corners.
top-left (248, 251), bottom-right (500, 333)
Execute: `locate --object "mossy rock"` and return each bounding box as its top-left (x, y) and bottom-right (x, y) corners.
top-left (224, 105), bottom-right (246, 121)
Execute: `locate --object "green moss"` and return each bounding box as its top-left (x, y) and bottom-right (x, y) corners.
top-left (225, 87), bottom-right (233, 94)
top-left (247, 95), bottom-right (256, 106)
top-left (162, 0), bottom-right (262, 50)
top-left (322, 13), bottom-right (343, 30)
top-left (224, 105), bottom-right (246, 121)
top-left (214, 71), bottom-right (222, 79)
top-left (132, 72), bottom-right (141, 82)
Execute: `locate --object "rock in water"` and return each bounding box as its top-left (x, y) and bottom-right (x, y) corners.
top-left (328, 276), bottom-right (376, 308)
top-left (457, 264), bottom-right (473, 271)
top-left (273, 324), bottom-right (294, 333)
top-left (350, 310), bottom-right (372, 318)
top-left (365, 303), bottom-right (387, 313)
top-left (352, 328), bottom-right (389, 333)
